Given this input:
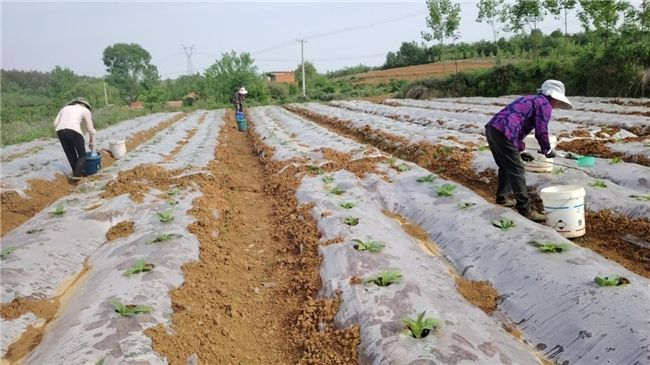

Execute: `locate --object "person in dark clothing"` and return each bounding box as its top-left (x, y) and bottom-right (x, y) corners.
top-left (53, 97), bottom-right (96, 177)
top-left (231, 87), bottom-right (248, 112)
top-left (484, 80), bottom-right (572, 222)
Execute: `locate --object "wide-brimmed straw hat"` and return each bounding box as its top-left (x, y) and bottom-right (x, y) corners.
top-left (66, 97), bottom-right (92, 111)
top-left (538, 80), bottom-right (572, 109)
top-left (238, 87), bottom-right (248, 95)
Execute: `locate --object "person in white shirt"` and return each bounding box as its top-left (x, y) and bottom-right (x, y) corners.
top-left (53, 97), bottom-right (96, 177)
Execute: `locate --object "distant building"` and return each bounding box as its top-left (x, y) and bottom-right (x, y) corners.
top-left (266, 71), bottom-right (295, 84)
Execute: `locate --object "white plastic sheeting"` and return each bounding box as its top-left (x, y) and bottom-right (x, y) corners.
top-left (0, 110), bottom-right (224, 363)
top-left (251, 107), bottom-right (650, 364)
top-left (1, 112), bottom-right (182, 195)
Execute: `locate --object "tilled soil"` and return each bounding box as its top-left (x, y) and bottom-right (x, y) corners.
top-left (105, 221), bottom-right (135, 241)
top-left (0, 113), bottom-right (186, 237)
top-left (146, 112), bottom-right (359, 364)
top-left (287, 106), bottom-right (650, 278)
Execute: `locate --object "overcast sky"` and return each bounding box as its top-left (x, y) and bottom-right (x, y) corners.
top-left (1, 0), bottom-right (613, 78)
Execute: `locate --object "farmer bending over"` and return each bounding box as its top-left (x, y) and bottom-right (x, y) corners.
top-left (231, 86), bottom-right (248, 113)
top-left (484, 79), bottom-right (572, 222)
top-left (54, 97), bottom-right (96, 177)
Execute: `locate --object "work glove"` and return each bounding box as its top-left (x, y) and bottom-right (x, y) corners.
top-left (520, 152), bottom-right (535, 162)
top-left (540, 149), bottom-right (556, 158)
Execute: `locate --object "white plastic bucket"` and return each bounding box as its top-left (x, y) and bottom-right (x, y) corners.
top-left (524, 134), bottom-right (557, 173)
top-left (109, 140), bottom-right (127, 159)
top-left (539, 185), bottom-right (586, 238)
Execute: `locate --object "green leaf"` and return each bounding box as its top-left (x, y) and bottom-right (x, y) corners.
top-left (329, 186), bottom-right (345, 195)
top-left (146, 232), bottom-right (182, 244)
top-left (397, 163), bottom-right (411, 172)
top-left (458, 202), bottom-right (476, 209)
top-left (123, 258), bottom-right (154, 277)
top-left (340, 202), bottom-right (356, 209)
top-left (111, 299), bottom-right (152, 317)
top-left (551, 167), bottom-right (566, 175)
top-left (307, 165), bottom-right (323, 175)
top-left (344, 216), bottom-right (359, 226)
top-left (50, 202), bottom-right (66, 217)
top-left (416, 174), bottom-right (437, 183)
top-left (492, 218), bottom-right (516, 231)
top-left (476, 145), bottom-right (489, 152)
top-left (167, 188), bottom-right (180, 196)
top-left (629, 194), bottom-right (650, 202)
top-left (594, 275), bottom-right (630, 287)
top-left (436, 183), bottom-right (456, 197)
top-left (590, 180), bottom-right (607, 188)
top-left (352, 239), bottom-right (385, 253)
top-left (157, 209), bottom-right (174, 223)
top-left (1, 247), bottom-right (17, 259)
top-left (95, 359), bottom-right (105, 365)
top-left (365, 269), bottom-right (403, 287)
top-left (322, 175), bottom-right (334, 184)
top-left (403, 311), bottom-right (442, 339)
top-left (529, 240), bottom-right (570, 253)
top-left (609, 157), bottom-right (623, 164)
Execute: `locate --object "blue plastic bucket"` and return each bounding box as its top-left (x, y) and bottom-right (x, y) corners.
top-left (235, 111), bottom-right (245, 122)
top-left (84, 152), bottom-right (101, 176)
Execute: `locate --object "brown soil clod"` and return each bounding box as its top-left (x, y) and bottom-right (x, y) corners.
top-left (105, 221), bottom-right (135, 241)
top-left (454, 277), bottom-right (499, 315)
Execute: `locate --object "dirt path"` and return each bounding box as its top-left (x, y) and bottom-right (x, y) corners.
top-left (146, 113), bottom-right (359, 364)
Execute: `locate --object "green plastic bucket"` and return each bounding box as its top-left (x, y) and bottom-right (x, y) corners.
top-left (236, 118), bottom-right (248, 132)
top-left (576, 156), bottom-right (595, 167)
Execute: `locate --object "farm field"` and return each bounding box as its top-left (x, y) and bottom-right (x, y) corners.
top-left (1, 98), bottom-right (649, 364)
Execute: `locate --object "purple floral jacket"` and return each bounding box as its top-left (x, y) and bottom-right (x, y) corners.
top-left (485, 94), bottom-right (553, 153)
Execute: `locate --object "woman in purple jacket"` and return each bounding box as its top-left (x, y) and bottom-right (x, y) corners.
top-left (484, 80), bottom-right (572, 222)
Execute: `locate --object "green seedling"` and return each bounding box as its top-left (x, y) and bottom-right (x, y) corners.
top-left (591, 180), bottom-right (607, 188)
top-left (403, 311), bottom-right (442, 339)
top-left (146, 233), bottom-right (182, 244)
top-left (26, 228), bottom-right (44, 234)
top-left (458, 202), bottom-right (476, 209)
top-left (344, 216), bottom-right (359, 226)
top-left (385, 157), bottom-right (397, 166)
top-left (157, 209), bottom-right (174, 223)
top-left (397, 163), bottom-right (411, 172)
top-left (436, 184), bottom-right (457, 197)
top-left (551, 167), bottom-right (566, 175)
top-left (167, 199), bottom-right (179, 206)
top-left (416, 174), bottom-right (437, 183)
top-left (167, 188), bottom-right (180, 196)
top-left (476, 145), bottom-right (489, 152)
top-left (307, 165), bottom-right (323, 175)
top-left (50, 203), bottom-right (66, 217)
top-left (111, 300), bottom-right (152, 317)
top-left (609, 157), bottom-right (623, 164)
top-left (365, 269), bottom-right (403, 287)
top-left (340, 202), bottom-right (356, 209)
top-left (322, 175), bottom-right (334, 184)
top-left (352, 239), bottom-right (385, 253)
top-left (441, 146), bottom-right (453, 155)
top-left (492, 218), bottom-right (516, 231)
top-left (594, 275), bottom-right (630, 287)
top-left (123, 258), bottom-right (155, 277)
top-left (630, 194), bottom-right (650, 202)
top-left (1, 247), bottom-right (17, 259)
top-left (529, 240), bottom-right (571, 253)
top-left (329, 186), bottom-right (345, 195)
top-left (95, 360), bottom-right (104, 365)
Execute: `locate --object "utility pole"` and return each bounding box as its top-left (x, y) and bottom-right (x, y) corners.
top-left (181, 44), bottom-right (195, 75)
top-left (297, 39), bottom-right (307, 97)
top-left (103, 77), bottom-right (109, 107)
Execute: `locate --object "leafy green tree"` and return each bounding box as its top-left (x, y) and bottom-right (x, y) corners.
top-left (102, 43), bottom-right (159, 104)
top-left (544, 0), bottom-right (577, 57)
top-left (294, 61), bottom-right (317, 90)
top-left (640, 0), bottom-right (650, 31)
top-left (421, 0), bottom-right (461, 64)
top-left (476, 0), bottom-right (508, 46)
top-left (139, 86), bottom-right (167, 109)
top-left (205, 51), bottom-right (269, 104)
top-left (577, 0), bottom-right (629, 44)
top-left (509, 0), bottom-right (546, 61)
top-left (50, 66), bottom-right (79, 100)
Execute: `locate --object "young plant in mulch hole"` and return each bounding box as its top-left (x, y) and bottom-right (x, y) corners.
top-left (551, 167), bottom-right (566, 175)
top-left (492, 217), bottom-right (516, 231)
top-left (385, 157), bottom-right (397, 166)
top-left (458, 202), bottom-right (476, 209)
top-left (1, 247), bottom-right (17, 260)
top-left (26, 228), bottom-right (44, 234)
top-left (417, 174), bottom-right (437, 183)
top-left (403, 311), bottom-right (442, 339)
top-left (50, 202), bottom-right (66, 217)
top-left (110, 300), bottom-right (152, 317)
top-left (344, 216), bottom-right (360, 226)
top-left (365, 269), bottom-right (403, 287)
top-left (352, 239), bottom-right (385, 253)
top-left (146, 233), bottom-right (182, 244)
top-left (166, 199), bottom-right (179, 206)
top-left (435, 184), bottom-right (456, 197)
top-left (395, 163), bottom-right (411, 172)
top-left (630, 194), bottom-right (650, 202)
top-left (322, 175), bottom-right (334, 184)
top-left (157, 209), bottom-right (174, 223)
top-left (329, 186), bottom-right (345, 196)
top-left (609, 157), bottom-right (624, 164)
top-left (594, 275), bottom-right (630, 287)
top-left (340, 202), bottom-right (356, 209)
top-left (591, 180), bottom-right (608, 188)
top-left (529, 240), bottom-right (571, 253)
top-left (307, 165), bottom-right (323, 175)
top-left (167, 188), bottom-right (180, 196)
top-left (123, 258), bottom-right (155, 277)
top-left (476, 145), bottom-right (489, 152)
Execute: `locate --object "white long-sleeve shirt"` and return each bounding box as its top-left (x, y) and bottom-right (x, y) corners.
top-left (53, 104), bottom-right (96, 137)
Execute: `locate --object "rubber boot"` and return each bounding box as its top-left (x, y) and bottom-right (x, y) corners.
top-left (73, 156), bottom-right (86, 177)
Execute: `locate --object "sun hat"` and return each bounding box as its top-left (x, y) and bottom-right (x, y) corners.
top-left (537, 80), bottom-right (572, 109)
top-left (66, 97), bottom-right (92, 111)
top-left (239, 87), bottom-right (248, 95)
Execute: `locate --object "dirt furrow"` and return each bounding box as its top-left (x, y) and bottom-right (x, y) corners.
top-left (286, 106), bottom-right (650, 277)
top-left (146, 112), bottom-right (359, 364)
top-left (0, 113), bottom-right (186, 236)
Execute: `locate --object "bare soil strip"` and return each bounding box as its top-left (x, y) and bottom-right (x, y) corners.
top-left (0, 113), bottom-right (186, 236)
top-left (287, 106), bottom-right (650, 277)
top-left (146, 112), bottom-right (359, 364)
